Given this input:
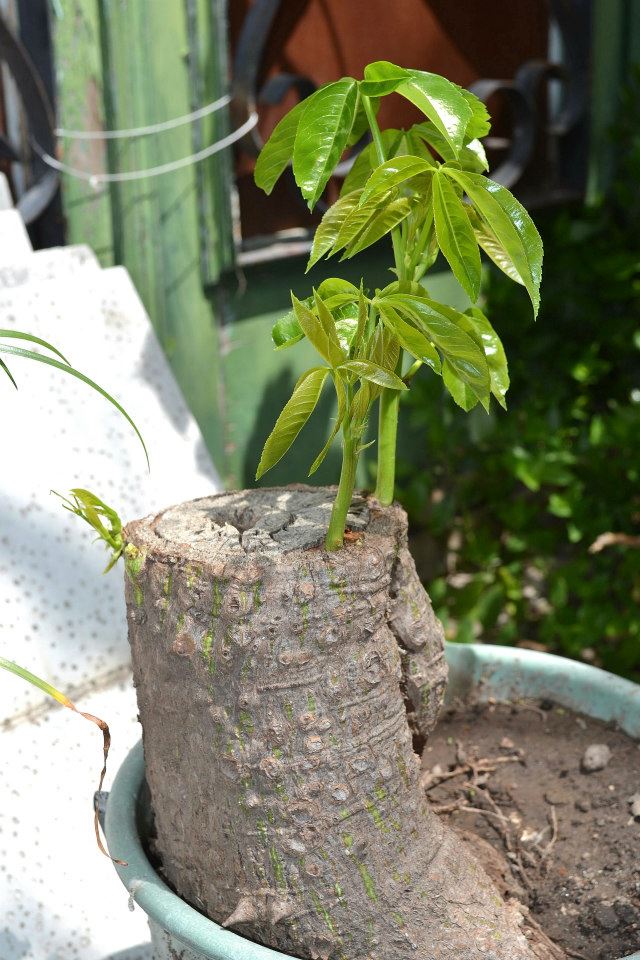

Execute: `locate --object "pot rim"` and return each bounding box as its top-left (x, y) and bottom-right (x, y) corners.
top-left (105, 643), bottom-right (640, 960)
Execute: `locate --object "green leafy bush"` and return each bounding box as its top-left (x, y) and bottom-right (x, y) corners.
top-left (396, 88), bottom-right (640, 679)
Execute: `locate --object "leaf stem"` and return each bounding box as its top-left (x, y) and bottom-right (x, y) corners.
top-left (362, 96), bottom-right (404, 273)
top-left (362, 94), bottom-right (405, 505)
top-left (325, 397), bottom-right (358, 550)
top-left (376, 388), bottom-right (400, 505)
top-left (403, 358), bottom-right (423, 382)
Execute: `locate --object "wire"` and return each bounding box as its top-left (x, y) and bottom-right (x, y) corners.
top-left (31, 113), bottom-right (258, 185)
top-left (54, 94), bottom-right (231, 140)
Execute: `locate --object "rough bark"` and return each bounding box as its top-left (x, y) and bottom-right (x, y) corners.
top-left (124, 486), bottom-right (541, 960)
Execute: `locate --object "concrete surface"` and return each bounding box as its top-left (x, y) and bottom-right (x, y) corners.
top-left (1, 198), bottom-right (221, 958)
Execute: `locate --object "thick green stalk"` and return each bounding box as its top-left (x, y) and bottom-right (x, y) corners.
top-left (376, 389), bottom-right (400, 504)
top-left (325, 417), bottom-right (358, 551)
top-left (362, 95), bottom-right (405, 505)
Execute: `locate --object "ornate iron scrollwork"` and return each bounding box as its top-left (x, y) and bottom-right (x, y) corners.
top-left (231, 0), bottom-right (589, 255)
top-left (0, 13), bottom-right (58, 225)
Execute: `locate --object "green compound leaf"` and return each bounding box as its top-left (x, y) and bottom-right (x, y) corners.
top-left (342, 195), bottom-right (418, 259)
top-left (293, 79), bottom-right (358, 209)
top-left (360, 60), bottom-right (411, 97)
top-left (410, 122), bottom-right (488, 171)
top-left (459, 88), bottom-right (491, 139)
top-left (256, 366), bottom-right (329, 479)
top-left (359, 155), bottom-right (434, 206)
top-left (292, 294), bottom-right (345, 368)
top-left (53, 488), bottom-right (124, 572)
top-left (378, 302), bottom-right (441, 374)
top-left (463, 306), bottom-right (509, 409)
top-left (254, 97), bottom-right (308, 195)
top-left (316, 278), bottom-right (360, 299)
top-left (397, 70), bottom-right (472, 155)
top-left (442, 359), bottom-right (483, 411)
top-left (443, 168), bottom-right (543, 317)
top-left (432, 170), bottom-right (481, 301)
top-left (271, 309), bottom-right (304, 350)
top-left (332, 193), bottom-right (387, 255)
top-left (467, 206), bottom-right (524, 284)
top-left (307, 190), bottom-right (363, 270)
top-left (370, 320), bottom-right (401, 373)
top-left (339, 359), bottom-right (407, 390)
top-left (383, 294), bottom-right (490, 402)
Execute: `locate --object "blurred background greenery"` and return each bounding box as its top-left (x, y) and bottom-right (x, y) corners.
top-left (395, 71), bottom-right (640, 680)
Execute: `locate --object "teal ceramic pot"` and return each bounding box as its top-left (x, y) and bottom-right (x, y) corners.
top-left (105, 644), bottom-right (640, 960)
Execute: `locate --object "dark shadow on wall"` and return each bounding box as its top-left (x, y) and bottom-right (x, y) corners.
top-left (243, 367), bottom-right (341, 489)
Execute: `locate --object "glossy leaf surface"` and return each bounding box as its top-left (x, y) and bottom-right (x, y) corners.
top-left (339, 359), bottom-right (407, 390)
top-left (467, 206), bottom-right (524, 284)
top-left (459, 88), bottom-right (491, 139)
top-left (442, 359), bottom-right (482, 411)
top-left (271, 308), bottom-right (305, 349)
top-left (382, 294), bottom-right (490, 401)
top-left (464, 306), bottom-right (509, 408)
top-left (378, 303), bottom-right (441, 373)
top-left (411, 122), bottom-right (488, 171)
top-left (397, 70), bottom-right (472, 155)
top-left (293, 79), bottom-right (358, 209)
top-left (342, 195), bottom-right (418, 258)
top-left (444, 168), bottom-right (543, 316)
top-left (254, 98), bottom-right (308, 195)
top-left (432, 170), bottom-right (481, 301)
top-left (292, 295), bottom-right (345, 368)
top-left (360, 60), bottom-right (411, 97)
top-left (307, 190), bottom-right (363, 270)
top-left (256, 366), bottom-right (328, 478)
top-left (359, 155), bottom-right (433, 206)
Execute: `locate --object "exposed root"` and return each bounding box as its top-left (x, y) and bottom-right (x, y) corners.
top-left (421, 749), bottom-right (524, 792)
top-left (539, 806), bottom-right (558, 867)
top-left (426, 739), bottom-right (562, 896)
top-left (521, 910), bottom-right (568, 960)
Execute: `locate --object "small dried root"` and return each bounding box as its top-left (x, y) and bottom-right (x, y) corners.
top-left (426, 737), bottom-right (560, 895)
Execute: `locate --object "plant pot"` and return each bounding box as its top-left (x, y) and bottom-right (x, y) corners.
top-left (105, 643), bottom-right (640, 960)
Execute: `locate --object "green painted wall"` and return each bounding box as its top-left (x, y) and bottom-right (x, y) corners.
top-left (53, 0), bottom-right (230, 472)
top-left (51, 0), bottom-right (114, 262)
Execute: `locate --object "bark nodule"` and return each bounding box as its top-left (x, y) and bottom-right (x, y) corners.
top-left (123, 487), bottom-right (545, 960)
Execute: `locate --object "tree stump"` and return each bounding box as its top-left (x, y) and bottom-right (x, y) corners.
top-left (124, 486), bottom-right (540, 960)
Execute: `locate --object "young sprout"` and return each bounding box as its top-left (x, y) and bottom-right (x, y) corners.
top-left (254, 60), bottom-right (542, 549)
top-left (53, 488), bottom-right (124, 572)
